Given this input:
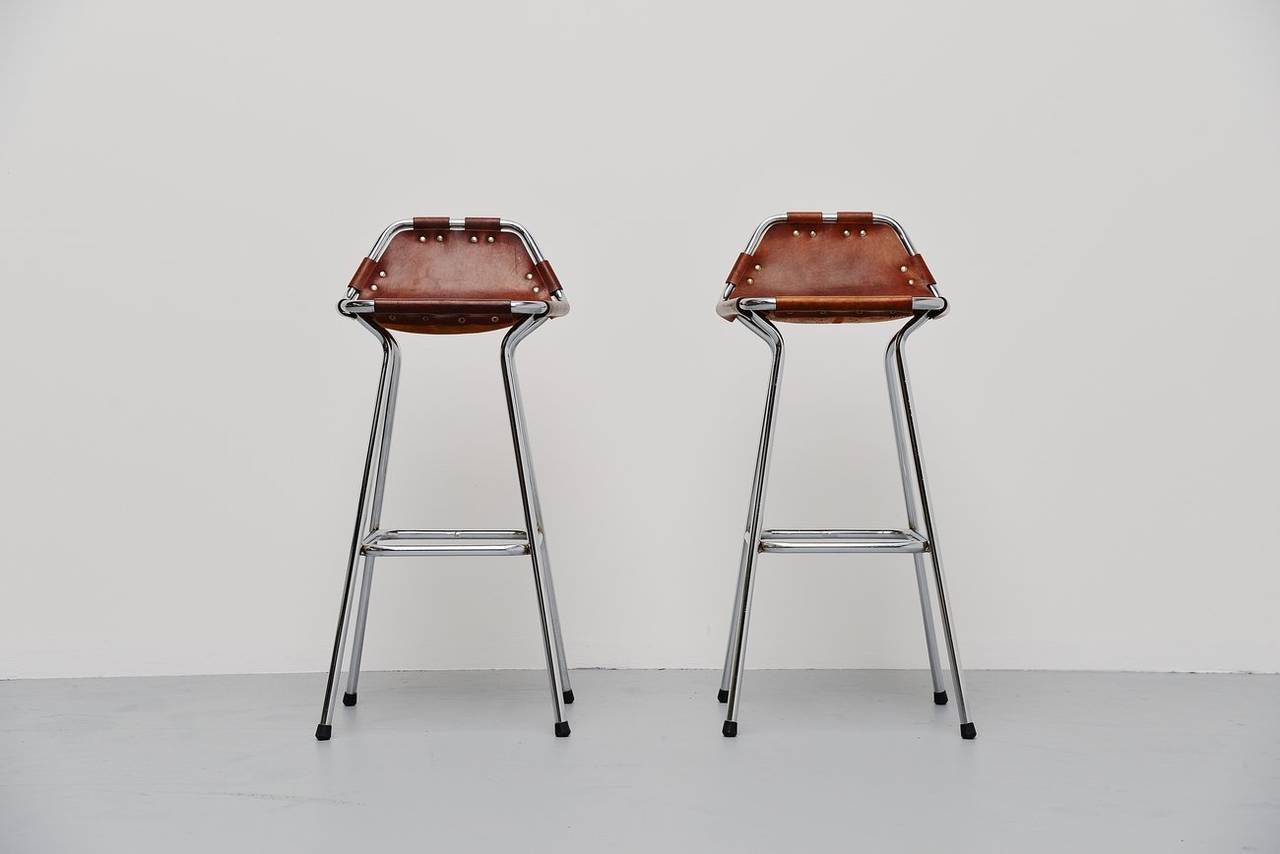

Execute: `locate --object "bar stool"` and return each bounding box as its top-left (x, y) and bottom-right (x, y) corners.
top-left (714, 211), bottom-right (977, 740)
top-left (315, 217), bottom-right (574, 740)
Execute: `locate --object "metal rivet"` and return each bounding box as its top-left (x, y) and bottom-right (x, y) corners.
top-left (793, 229), bottom-right (800, 236)
top-left (378, 270), bottom-right (386, 277)
top-left (746, 278), bottom-right (754, 285)
top-left (370, 284), bottom-right (377, 291)
top-left (532, 286), bottom-right (541, 293)
top-left (754, 264), bottom-right (761, 271)
top-left (486, 235), bottom-right (495, 243)
top-left (809, 230), bottom-right (816, 237)
top-left (859, 229), bottom-right (867, 237)
top-left (458, 317), bottom-right (467, 324)
top-left (469, 235), bottom-right (478, 243)
top-left (843, 229), bottom-right (851, 237)
top-left (490, 316), bottom-right (499, 322)
top-left (418, 235), bottom-right (427, 242)
top-left (435, 234), bottom-right (444, 242)
top-left (900, 265), bottom-right (908, 273)
top-left (525, 272), bottom-right (534, 280)
top-left (908, 279), bottom-right (915, 285)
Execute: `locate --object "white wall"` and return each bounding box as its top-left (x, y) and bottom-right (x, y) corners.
top-left (2, 0), bottom-right (1278, 679)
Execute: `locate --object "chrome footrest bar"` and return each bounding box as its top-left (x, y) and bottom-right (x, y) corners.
top-left (361, 529), bottom-right (531, 557)
top-left (758, 528), bottom-right (928, 554)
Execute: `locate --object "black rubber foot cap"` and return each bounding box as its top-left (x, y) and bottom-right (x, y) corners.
top-left (722, 720), bottom-right (738, 737)
top-left (563, 690), bottom-right (574, 705)
top-left (314, 724), bottom-right (332, 741)
top-left (960, 722), bottom-right (977, 740)
top-left (554, 721), bottom-right (571, 738)
top-left (934, 690), bottom-right (949, 706)
top-left (717, 689), bottom-right (729, 704)
top-left (342, 692), bottom-right (357, 707)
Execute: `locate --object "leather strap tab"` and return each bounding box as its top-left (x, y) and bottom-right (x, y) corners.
top-left (906, 254), bottom-right (936, 286)
top-left (349, 256), bottom-right (377, 289)
top-left (786, 211), bottom-right (823, 224)
top-left (534, 259), bottom-right (562, 293)
top-left (464, 217), bottom-right (501, 231)
top-left (836, 211), bottom-right (874, 224)
top-left (412, 217), bottom-right (449, 230)
top-left (726, 252), bottom-right (756, 287)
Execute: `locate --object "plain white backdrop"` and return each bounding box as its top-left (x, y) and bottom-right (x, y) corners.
top-left (2, 1), bottom-right (1277, 679)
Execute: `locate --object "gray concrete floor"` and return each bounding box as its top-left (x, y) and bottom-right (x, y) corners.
top-left (2, 669), bottom-right (1277, 852)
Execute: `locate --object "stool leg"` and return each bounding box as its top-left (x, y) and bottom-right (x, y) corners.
top-left (316, 320), bottom-right (399, 741)
top-left (501, 316), bottom-right (571, 737)
top-left (717, 553), bottom-right (748, 703)
top-left (343, 345), bottom-right (401, 707)
top-left (520, 415), bottom-right (573, 704)
top-left (722, 312), bottom-right (785, 737)
top-left (892, 316), bottom-right (977, 740)
top-left (885, 336), bottom-right (947, 704)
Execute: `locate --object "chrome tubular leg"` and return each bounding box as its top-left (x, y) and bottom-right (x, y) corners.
top-left (722, 312), bottom-right (785, 737)
top-left (343, 342), bottom-right (401, 707)
top-left (717, 550), bottom-right (749, 702)
top-left (521, 419), bottom-right (573, 703)
top-left (316, 319), bottom-right (399, 741)
top-left (894, 315), bottom-right (977, 740)
top-left (884, 331), bottom-right (947, 704)
top-left (501, 316), bottom-right (571, 737)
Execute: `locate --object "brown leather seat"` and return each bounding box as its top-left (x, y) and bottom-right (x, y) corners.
top-left (348, 217), bottom-right (568, 334)
top-left (717, 211), bottom-right (937, 323)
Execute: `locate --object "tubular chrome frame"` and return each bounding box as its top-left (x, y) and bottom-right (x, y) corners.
top-left (315, 219), bottom-right (573, 742)
top-left (717, 212), bottom-right (975, 740)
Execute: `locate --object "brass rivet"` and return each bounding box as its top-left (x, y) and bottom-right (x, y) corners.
top-left (525, 272), bottom-right (534, 280)
top-left (908, 279), bottom-right (915, 285)
top-left (418, 235), bottom-right (427, 242)
top-left (843, 229), bottom-right (851, 237)
top-left (378, 270), bottom-right (386, 278)
top-left (859, 229), bottom-right (867, 237)
top-left (486, 235), bottom-right (495, 243)
top-left (435, 234), bottom-right (445, 242)
top-left (900, 265), bottom-right (908, 273)
top-left (792, 229), bottom-right (800, 236)
top-left (370, 284), bottom-right (378, 291)
top-left (746, 278), bottom-right (754, 285)
top-left (532, 286), bottom-right (541, 293)
top-left (469, 235), bottom-right (478, 243)
top-left (754, 264), bottom-right (761, 271)
top-left (809, 230), bottom-right (816, 237)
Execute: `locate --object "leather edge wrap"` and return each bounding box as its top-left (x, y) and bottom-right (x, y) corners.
top-left (412, 217), bottom-right (449, 230)
top-left (534, 259), bottom-right (562, 294)
top-left (726, 252), bottom-right (755, 287)
top-left (464, 217), bottom-right (502, 231)
top-left (786, 211), bottom-right (823, 224)
top-left (908, 254), bottom-right (936, 287)
top-left (836, 211), bottom-right (874, 223)
top-left (349, 256), bottom-right (377, 289)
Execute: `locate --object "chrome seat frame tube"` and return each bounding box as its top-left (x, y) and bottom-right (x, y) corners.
top-left (719, 311), bottom-right (785, 737)
top-left (502, 315), bottom-right (573, 736)
top-left (315, 317), bottom-right (400, 741)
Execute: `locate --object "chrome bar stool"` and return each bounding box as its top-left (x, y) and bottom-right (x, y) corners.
top-left (315, 217), bottom-right (574, 741)
top-left (714, 211), bottom-right (976, 740)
